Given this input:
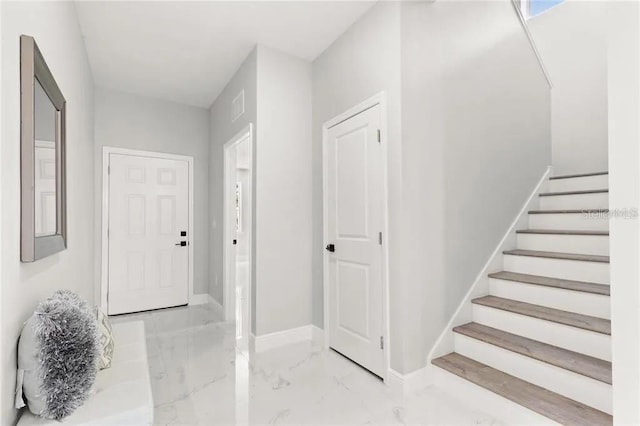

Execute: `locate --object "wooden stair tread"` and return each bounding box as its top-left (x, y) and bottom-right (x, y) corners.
top-left (454, 322), bottom-right (612, 384)
top-left (550, 171), bottom-right (608, 180)
top-left (503, 249), bottom-right (609, 263)
top-left (488, 271), bottom-right (610, 295)
top-left (528, 209), bottom-right (608, 214)
top-left (516, 229), bottom-right (609, 236)
top-left (539, 189), bottom-right (608, 197)
top-left (432, 353), bottom-right (612, 426)
top-left (472, 296), bottom-right (611, 335)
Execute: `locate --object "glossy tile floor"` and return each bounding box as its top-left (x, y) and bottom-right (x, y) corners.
top-left (112, 303), bottom-right (500, 425)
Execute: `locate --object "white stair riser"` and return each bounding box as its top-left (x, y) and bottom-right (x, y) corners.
top-left (548, 175), bottom-right (608, 193)
top-left (539, 193), bottom-right (608, 210)
top-left (454, 334), bottom-right (612, 414)
top-left (431, 366), bottom-right (560, 425)
top-left (517, 233), bottom-right (609, 256)
top-left (472, 304), bottom-right (612, 361)
top-left (503, 255), bottom-right (610, 285)
top-left (529, 213), bottom-right (609, 232)
top-left (489, 279), bottom-right (610, 319)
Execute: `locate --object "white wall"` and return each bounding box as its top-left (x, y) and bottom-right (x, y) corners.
top-left (0, 2), bottom-right (95, 423)
top-left (93, 88), bottom-right (210, 296)
top-left (254, 46), bottom-right (312, 335)
top-left (528, 1), bottom-right (608, 175)
top-left (209, 48), bottom-right (257, 311)
top-left (313, 0), bottom-right (551, 374)
top-left (608, 1), bottom-right (640, 422)
top-left (312, 0), bottom-right (403, 368)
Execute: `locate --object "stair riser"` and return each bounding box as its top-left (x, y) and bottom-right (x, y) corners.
top-left (517, 233), bottom-right (609, 256)
top-left (454, 334), bottom-right (612, 414)
top-left (503, 255), bottom-right (609, 285)
top-left (539, 193), bottom-right (608, 210)
top-left (472, 304), bottom-right (612, 361)
top-left (548, 175), bottom-right (608, 193)
top-left (431, 366), bottom-right (559, 425)
top-left (489, 279), bottom-right (610, 319)
top-left (529, 213), bottom-right (609, 232)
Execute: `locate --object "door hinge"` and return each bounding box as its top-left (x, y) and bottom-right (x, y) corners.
top-left (377, 129), bottom-right (381, 143)
top-left (378, 232), bottom-right (383, 245)
top-left (108, 165), bottom-right (110, 175)
top-left (380, 336), bottom-right (384, 350)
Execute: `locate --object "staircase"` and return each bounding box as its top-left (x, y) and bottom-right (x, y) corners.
top-left (432, 171), bottom-right (612, 426)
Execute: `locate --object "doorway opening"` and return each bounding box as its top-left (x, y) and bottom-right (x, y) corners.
top-left (224, 124), bottom-right (254, 349)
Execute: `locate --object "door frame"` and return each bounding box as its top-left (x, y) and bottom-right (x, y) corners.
top-left (223, 124), bottom-right (254, 323)
top-left (321, 92), bottom-right (390, 381)
top-left (100, 146), bottom-right (195, 312)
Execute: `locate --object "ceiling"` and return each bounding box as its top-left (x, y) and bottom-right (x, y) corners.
top-left (75, 1), bottom-right (377, 108)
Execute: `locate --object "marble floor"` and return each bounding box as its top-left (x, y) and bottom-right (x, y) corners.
top-left (112, 303), bottom-right (500, 426)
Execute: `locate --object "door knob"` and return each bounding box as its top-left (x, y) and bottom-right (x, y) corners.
top-left (175, 241), bottom-right (187, 247)
top-left (325, 244), bottom-right (335, 253)
top-left (233, 239), bottom-right (237, 245)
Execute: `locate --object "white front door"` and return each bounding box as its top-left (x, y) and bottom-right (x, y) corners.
top-left (107, 153), bottom-right (190, 315)
top-left (326, 104), bottom-right (385, 377)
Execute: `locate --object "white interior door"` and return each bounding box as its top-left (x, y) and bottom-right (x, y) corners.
top-left (107, 153), bottom-right (190, 315)
top-left (326, 104), bottom-right (384, 378)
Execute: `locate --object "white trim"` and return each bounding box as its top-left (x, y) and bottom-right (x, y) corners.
top-left (427, 166), bottom-right (552, 362)
top-left (208, 295), bottom-right (224, 319)
top-left (189, 294), bottom-right (209, 305)
top-left (100, 146), bottom-right (195, 313)
top-left (321, 92), bottom-right (391, 382)
top-left (386, 366), bottom-right (433, 396)
top-left (223, 124), bottom-right (254, 323)
top-left (251, 325), bottom-right (319, 353)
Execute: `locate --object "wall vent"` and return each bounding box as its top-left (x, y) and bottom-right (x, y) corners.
top-left (231, 90), bottom-right (245, 122)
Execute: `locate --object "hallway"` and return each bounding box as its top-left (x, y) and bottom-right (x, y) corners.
top-left (113, 304), bottom-right (499, 425)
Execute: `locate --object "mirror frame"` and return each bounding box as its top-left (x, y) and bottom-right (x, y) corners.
top-left (20, 35), bottom-right (67, 262)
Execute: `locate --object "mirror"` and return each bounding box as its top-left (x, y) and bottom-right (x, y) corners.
top-left (21, 35), bottom-right (67, 262)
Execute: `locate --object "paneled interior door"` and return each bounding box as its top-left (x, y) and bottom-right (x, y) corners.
top-left (326, 104), bottom-right (385, 377)
top-left (107, 152), bottom-right (190, 315)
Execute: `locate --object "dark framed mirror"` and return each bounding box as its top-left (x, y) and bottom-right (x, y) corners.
top-left (21, 35), bottom-right (67, 262)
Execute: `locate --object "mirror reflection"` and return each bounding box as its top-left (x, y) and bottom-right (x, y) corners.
top-left (34, 78), bottom-right (57, 237)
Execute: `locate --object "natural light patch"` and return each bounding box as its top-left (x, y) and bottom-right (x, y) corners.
top-left (523, 0), bottom-right (565, 19)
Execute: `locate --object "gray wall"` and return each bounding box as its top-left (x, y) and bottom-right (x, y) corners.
top-left (1, 2), bottom-right (95, 423)
top-left (254, 46), bottom-right (312, 335)
top-left (400, 0), bottom-right (551, 373)
top-left (209, 48), bottom-right (257, 312)
top-left (209, 46), bottom-right (313, 336)
top-left (312, 0), bottom-right (404, 369)
top-left (312, 0), bottom-right (551, 374)
top-left (528, 1), bottom-right (608, 175)
top-left (94, 87), bottom-right (210, 295)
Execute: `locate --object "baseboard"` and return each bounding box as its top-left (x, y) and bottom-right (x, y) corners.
top-left (386, 365), bottom-right (433, 395)
top-left (189, 293), bottom-right (209, 305)
top-left (251, 324), bottom-right (322, 353)
top-left (427, 166), bottom-right (552, 362)
top-left (208, 295), bottom-right (224, 318)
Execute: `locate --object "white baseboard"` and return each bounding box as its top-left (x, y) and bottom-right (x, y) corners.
top-left (427, 166), bottom-right (552, 362)
top-left (251, 324), bottom-right (323, 353)
top-left (189, 293), bottom-right (209, 305)
top-left (386, 365), bottom-right (433, 395)
top-left (208, 295), bottom-right (224, 318)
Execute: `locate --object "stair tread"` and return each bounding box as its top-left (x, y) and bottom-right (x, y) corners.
top-left (528, 209), bottom-right (608, 214)
top-left (550, 171), bottom-right (608, 180)
top-left (503, 249), bottom-right (609, 263)
top-left (539, 189), bottom-right (608, 196)
top-left (516, 228), bottom-right (609, 236)
top-left (454, 322), bottom-right (612, 384)
top-left (432, 353), bottom-right (612, 426)
top-left (472, 296), bottom-right (611, 335)
top-left (488, 271), bottom-right (610, 295)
